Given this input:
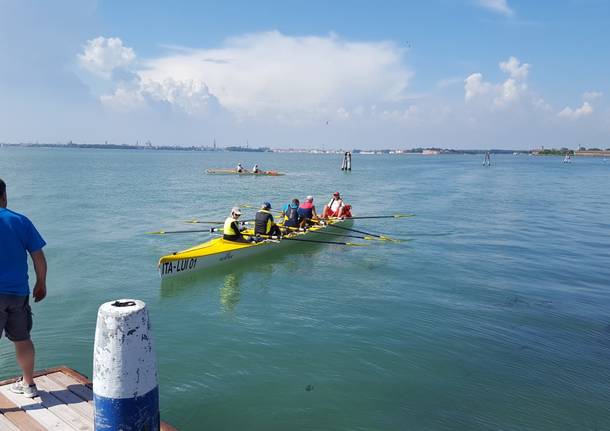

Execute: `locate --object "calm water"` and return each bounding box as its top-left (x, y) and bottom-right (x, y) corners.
top-left (1, 147), bottom-right (609, 430)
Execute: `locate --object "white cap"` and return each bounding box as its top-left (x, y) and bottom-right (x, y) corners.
top-left (306, 195), bottom-right (313, 201)
top-left (231, 207), bottom-right (242, 215)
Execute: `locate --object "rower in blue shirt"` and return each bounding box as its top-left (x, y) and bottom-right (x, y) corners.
top-left (281, 198), bottom-right (302, 228)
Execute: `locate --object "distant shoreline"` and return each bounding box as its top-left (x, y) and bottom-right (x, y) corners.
top-left (1, 142), bottom-right (608, 156)
top-left (0, 142), bottom-right (525, 155)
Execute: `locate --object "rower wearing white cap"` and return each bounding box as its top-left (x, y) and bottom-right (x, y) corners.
top-left (297, 195), bottom-right (319, 227)
top-left (223, 207), bottom-right (249, 242)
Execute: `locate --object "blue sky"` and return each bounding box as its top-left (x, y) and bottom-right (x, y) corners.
top-left (1, 0), bottom-right (609, 149)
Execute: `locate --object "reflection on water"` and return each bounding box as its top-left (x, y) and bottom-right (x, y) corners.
top-left (220, 273), bottom-right (241, 312)
top-left (159, 241), bottom-right (328, 312)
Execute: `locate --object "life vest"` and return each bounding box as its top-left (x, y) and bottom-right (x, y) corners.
top-left (223, 216), bottom-right (239, 237)
top-left (298, 201), bottom-right (314, 219)
top-left (255, 210), bottom-right (274, 235)
top-left (284, 204), bottom-right (300, 227)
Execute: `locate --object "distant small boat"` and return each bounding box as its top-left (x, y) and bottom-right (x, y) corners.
top-left (562, 155), bottom-right (572, 164)
top-left (206, 169), bottom-right (284, 176)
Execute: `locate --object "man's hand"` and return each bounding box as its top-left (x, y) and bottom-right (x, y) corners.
top-left (33, 281), bottom-right (46, 302)
top-left (30, 249), bottom-right (47, 303)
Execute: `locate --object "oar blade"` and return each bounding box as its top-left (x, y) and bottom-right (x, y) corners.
top-left (394, 213), bottom-right (416, 218)
top-left (345, 242), bottom-right (370, 247)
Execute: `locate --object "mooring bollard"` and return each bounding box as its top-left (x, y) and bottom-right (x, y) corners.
top-left (93, 299), bottom-right (160, 431)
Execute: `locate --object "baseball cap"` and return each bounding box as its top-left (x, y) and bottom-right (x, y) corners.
top-left (306, 195), bottom-right (314, 201)
top-left (231, 207), bottom-right (242, 215)
top-left (263, 201), bottom-right (271, 209)
top-left (333, 191), bottom-right (340, 196)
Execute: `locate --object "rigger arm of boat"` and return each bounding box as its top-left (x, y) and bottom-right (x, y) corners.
top-left (282, 226), bottom-right (400, 242)
top-left (207, 226), bottom-right (368, 246)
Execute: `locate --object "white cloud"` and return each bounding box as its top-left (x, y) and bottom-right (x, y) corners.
top-left (464, 73), bottom-right (491, 102)
top-left (78, 32), bottom-right (412, 122)
top-left (558, 101), bottom-right (593, 119)
top-left (464, 56), bottom-right (529, 107)
top-left (78, 37), bottom-right (135, 78)
top-left (532, 97), bottom-right (552, 112)
top-left (583, 91), bottom-right (602, 101)
top-left (379, 105), bottom-right (419, 124)
top-left (475, 0), bottom-right (514, 16)
top-left (499, 56), bottom-right (529, 80)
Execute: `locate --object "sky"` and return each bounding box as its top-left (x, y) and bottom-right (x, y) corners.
top-left (1, 0), bottom-right (609, 150)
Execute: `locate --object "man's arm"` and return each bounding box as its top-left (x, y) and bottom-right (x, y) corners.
top-left (30, 249), bottom-right (47, 302)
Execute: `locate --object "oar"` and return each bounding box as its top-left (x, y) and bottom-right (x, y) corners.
top-left (258, 234), bottom-right (368, 247)
top-left (324, 223), bottom-right (398, 242)
top-left (186, 219), bottom-right (254, 225)
top-left (184, 220), bottom-right (225, 224)
top-left (146, 228), bottom-right (214, 235)
top-left (283, 226), bottom-right (398, 242)
top-left (321, 214), bottom-right (415, 220)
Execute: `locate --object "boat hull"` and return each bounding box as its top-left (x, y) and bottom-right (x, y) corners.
top-left (158, 219), bottom-right (353, 278)
top-left (205, 169), bottom-right (284, 176)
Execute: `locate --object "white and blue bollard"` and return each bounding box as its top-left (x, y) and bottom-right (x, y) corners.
top-left (93, 299), bottom-right (160, 431)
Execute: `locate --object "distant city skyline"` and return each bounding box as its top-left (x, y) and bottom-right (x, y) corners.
top-left (1, 0), bottom-right (609, 150)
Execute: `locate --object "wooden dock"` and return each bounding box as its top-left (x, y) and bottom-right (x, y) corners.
top-left (0, 366), bottom-right (176, 430)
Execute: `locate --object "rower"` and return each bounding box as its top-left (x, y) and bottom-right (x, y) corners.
top-left (281, 198), bottom-right (302, 228)
top-left (342, 204), bottom-right (353, 218)
top-left (223, 207), bottom-right (249, 243)
top-left (255, 202), bottom-right (282, 238)
top-left (321, 191), bottom-right (345, 218)
top-left (298, 195), bottom-right (319, 227)
top-left (236, 163), bottom-right (244, 173)
top-left (252, 164), bottom-right (260, 174)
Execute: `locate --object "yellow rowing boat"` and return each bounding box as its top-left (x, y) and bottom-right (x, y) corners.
top-left (158, 218), bottom-right (353, 278)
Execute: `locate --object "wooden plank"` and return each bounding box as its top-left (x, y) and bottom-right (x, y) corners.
top-left (0, 413), bottom-right (22, 431)
top-left (36, 389), bottom-right (92, 431)
top-left (1, 367), bottom-right (177, 430)
top-left (0, 366), bottom-right (76, 386)
top-left (0, 392), bottom-right (47, 431)
top-left (34, 376), bottom-right (93, 421)
top-left (46, 373), bottom-right (93, 402)
top-left (0, 386), bottom-right (75, 430)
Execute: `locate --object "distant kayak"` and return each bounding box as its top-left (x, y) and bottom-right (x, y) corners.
top-left (206, 169), bottom-right (285, 176)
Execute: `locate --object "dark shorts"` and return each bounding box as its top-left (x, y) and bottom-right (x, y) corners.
top-left (0, 294), bottom-right (32, 342)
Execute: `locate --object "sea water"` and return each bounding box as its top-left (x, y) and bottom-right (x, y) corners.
top-left (1, 147), bottom-right (609, 430)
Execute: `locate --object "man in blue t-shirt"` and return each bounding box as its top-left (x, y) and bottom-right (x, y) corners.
top-left (0, 178), bottom-right (47, 398)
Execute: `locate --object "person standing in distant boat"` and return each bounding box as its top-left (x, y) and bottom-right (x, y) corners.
top-left (298, 195), bottom-right (319, 227)
top-left (0, 178), bottom-right (47, 398)
top-left (223, 207), bottom-right (249, 243)
top-left (252, 164), bottom-right (260, 174)
top-left (236, 163), bottom-right (244, 173)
